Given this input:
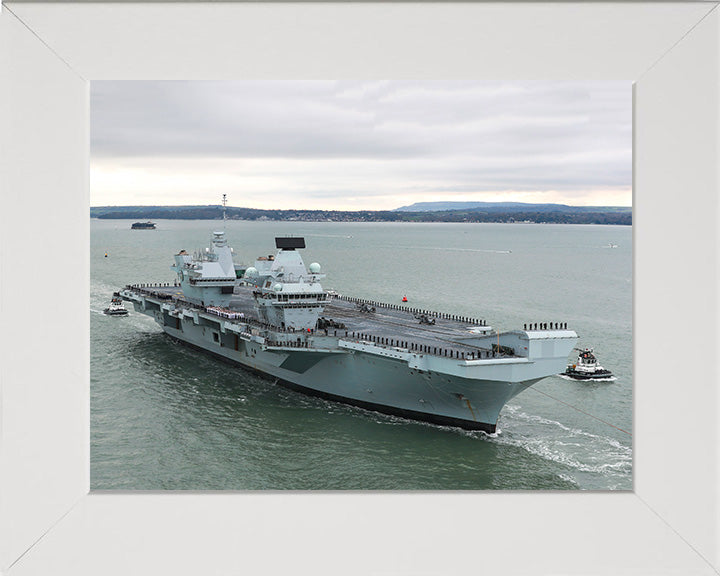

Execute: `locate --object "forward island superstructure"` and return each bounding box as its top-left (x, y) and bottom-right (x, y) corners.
top-left (120, 230), bottom-right (577, 433)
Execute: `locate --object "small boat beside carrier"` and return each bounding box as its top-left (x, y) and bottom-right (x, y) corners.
top-left (104, 293), bottom-right (129, 316)
top-left (563, 348), bottom-right (614, 381)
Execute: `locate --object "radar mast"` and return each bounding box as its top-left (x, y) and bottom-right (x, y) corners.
top-left (222, 193), bottom-right (227, 229)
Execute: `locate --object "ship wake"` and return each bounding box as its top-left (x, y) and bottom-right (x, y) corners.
top-left (488, 404), bottom-right (632, 487)
top-left (557, 374), bottom-right (617, 383)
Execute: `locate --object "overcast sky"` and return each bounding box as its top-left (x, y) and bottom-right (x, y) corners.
top-left (91, 80), bottom-right (631, 210)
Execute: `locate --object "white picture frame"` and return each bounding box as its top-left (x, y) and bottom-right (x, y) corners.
top-left (1, 2), bottom-right (718, 574)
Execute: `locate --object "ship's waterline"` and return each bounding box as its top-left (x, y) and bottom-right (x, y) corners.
top-left (92, 219), bottom-right (632, 490)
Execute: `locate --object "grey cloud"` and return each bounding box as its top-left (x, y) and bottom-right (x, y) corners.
top-left (91, 80), bottom-right (630, 197)
top-left (92, 81), bottom-right (425, 159)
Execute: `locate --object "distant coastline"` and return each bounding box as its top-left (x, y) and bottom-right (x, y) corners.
top-left (90, 202), bottom-right (632, 226)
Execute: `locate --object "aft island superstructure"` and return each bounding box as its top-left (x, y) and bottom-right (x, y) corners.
top-left (120, 231), bottom-right (577, 433)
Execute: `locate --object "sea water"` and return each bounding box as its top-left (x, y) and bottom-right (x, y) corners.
top-left (91, 219), bottom-right (632, 490)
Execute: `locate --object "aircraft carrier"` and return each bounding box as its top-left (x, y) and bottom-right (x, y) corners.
top-left (119, 216), bottom-right (577, 433)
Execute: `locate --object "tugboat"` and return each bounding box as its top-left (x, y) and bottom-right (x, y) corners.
top-left (563, 348), bottom-right (614, 381)
top-left (103, 293), bottom-right (129, 316)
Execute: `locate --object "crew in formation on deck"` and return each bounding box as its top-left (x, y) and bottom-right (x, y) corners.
top-left (523, 322), bottom-right (567, 330)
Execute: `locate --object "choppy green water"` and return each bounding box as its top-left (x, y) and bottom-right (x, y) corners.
top-left (91, 219), bottom-right (632, 490)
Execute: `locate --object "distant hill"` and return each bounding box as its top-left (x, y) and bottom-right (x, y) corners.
top-left (91, 205), bottom-right (223, 220)
top-left (90, 204), bottom-right (631, 225)
top-left (393, 201), bottom-right (632, 213)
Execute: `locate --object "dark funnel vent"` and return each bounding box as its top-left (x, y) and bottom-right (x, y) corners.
top-left (275, 237), bottom-right (306, 250)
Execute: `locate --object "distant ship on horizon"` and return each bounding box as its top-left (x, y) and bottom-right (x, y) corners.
top-left (131, 221), bottom-right (156, 230)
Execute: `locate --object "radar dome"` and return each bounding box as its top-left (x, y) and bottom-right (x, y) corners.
top-left (274, 283), bottom-right (283, 292)
top-left (309, 262), bottom-right (321, 273)
top-left (244, 266), bottom-right (258, 277)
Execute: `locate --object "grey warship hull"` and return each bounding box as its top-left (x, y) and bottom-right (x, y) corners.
top-left (121, 284), bottom-right (576, 432)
